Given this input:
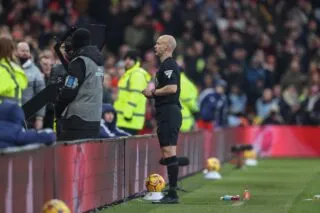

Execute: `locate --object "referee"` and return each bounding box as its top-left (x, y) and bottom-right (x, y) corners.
top-left (142, 35), bottom-right (182, 204)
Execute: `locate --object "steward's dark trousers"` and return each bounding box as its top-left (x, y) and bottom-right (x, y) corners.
top-left (57, 115), bottom-right (99, 141)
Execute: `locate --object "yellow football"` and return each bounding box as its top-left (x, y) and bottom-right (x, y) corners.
top-left (207, 157), bottom-right (221, 171)
top-left (42, 199), bottom-right (70, 213)
top-left (244, 150), bottom-right (257, 159)
top-left (145, 174), bottom-right (166, 192)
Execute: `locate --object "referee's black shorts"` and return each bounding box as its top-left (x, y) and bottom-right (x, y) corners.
top-left (155, 104), bottom-right (182, 147)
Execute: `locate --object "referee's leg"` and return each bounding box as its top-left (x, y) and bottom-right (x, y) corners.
top-left (154, 113), bottom-right (181, 203)
top-left (161, 145), bottom-right (179, 193)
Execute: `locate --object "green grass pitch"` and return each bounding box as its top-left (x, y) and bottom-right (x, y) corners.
top-left (100, 159), bottom-right (320, 213)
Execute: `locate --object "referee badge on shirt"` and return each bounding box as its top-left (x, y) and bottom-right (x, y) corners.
top-left (164, 70), bottom-right (173, 78)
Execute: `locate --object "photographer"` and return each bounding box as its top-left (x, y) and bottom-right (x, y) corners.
top-left (55, 28), bottom-right (104, 141)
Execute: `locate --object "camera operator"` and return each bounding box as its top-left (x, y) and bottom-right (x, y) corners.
top-left (55, 28), bottom-right (104, 141)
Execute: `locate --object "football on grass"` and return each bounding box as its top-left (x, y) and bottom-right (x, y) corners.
top-left (145, 174), bottom-right (166, 192)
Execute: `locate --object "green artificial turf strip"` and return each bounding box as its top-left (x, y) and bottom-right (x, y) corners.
top-left (100, 159), bottom-right (320, 213)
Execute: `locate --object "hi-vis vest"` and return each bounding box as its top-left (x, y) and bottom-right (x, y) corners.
top-left (63, 56), bottom-right (104, 122)
top-left (114, 62), bottom-right (151, 130)
top-left (180, 72), bottom-right (199, 132)
top-left (0, 58), bottom-right (28, 105)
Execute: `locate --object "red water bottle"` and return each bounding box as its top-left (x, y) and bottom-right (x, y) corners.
top-left (243, 189), bottom-right (250, 200)
top-left (220, 195), bottom-right (240, 201)
top-left (231, 195), bottom-right (241, 201)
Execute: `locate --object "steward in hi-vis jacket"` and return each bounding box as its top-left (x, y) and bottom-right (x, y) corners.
top-left (180, 71), bottom-right (199, 132)
top-left (114, 50), bottom-right (151, 135)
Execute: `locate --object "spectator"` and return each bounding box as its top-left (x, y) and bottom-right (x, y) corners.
top-left (198, 80), bottom-right (228, 128)
top-left (39, 56), bottom-right (53, 84)
top-left (245, 53), bottom-right (267, 105)
top-left (39, 56), bottom-right (55, 129)
top-left (228, 84), bottom-right (247, 114)
top-left (100, 104), bottom-right (131, 138)
top-left (262, 104), bottom-right (283, 125)
top-left (184, 45), bottom-right (199, 85)
top-left (256, 88), bottom-right (277, 120)
top-left (273, 84), bottom-right (282, 104)
top-left (104, 53), bottom-right (119, 88)
top-left (2, 0), bottom-right (320, 129)
top-left (0, 36), bottom-right (27, 105)
top-left (280, 58), bottom-right (307, 94)
top-left (103, 72), bottom-right (113, 104)
top-left (198, 86), bottom-right (217, 127)
top-left (39, 49), bottom-right (56, 64)
top-left (0, 102), bottom-right (55, 148)
top-left (228, 83), bottom-right (248, 127)
top-left (279, 85), bottom-right (303, 124)
top-left (225, 62), bottom-right (244, 92)
top-left (16, 41), bottom-right (45, 129)
top-left (264, 54), bottom-right (277, 88)
top-left (124, 14), bottom-right (153, 52)
top-left (142, 50), bottom-right (158, 77)
top-left (302, 85), bottom-right (320, 126)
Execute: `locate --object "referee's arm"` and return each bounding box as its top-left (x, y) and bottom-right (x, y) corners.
top-left (153, 69), bottom-right (179, 96)
top-left (153, 85), bottom-right (177, 96)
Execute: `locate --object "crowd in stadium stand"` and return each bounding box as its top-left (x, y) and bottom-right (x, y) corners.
top-left (1, 0), bottom-right (320, 134)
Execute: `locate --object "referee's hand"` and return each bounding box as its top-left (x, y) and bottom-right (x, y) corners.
top-left (142, 88), bottom-right (153, 98)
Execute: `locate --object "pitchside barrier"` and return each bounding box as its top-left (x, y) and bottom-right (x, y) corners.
top-left (0, 126), bottom-right (320, 213)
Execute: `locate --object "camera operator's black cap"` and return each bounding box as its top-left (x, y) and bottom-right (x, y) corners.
top-left (71, 28), bottom-right (91, 50)
top-left (124, 50), bottom-right (140, 62)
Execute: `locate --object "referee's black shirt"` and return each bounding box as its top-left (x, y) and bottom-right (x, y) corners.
top-left (154, 57), bottom-right (181, 108)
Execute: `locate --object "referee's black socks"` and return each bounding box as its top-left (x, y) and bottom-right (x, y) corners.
top-left (164, 156), bottom-right (179, 194)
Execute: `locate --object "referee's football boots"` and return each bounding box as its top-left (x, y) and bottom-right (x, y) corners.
top-left (152, 189), bottom-right (179, 204)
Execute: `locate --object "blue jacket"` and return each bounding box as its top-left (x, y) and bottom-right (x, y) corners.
top-left (229, 93), bottom-right (247, 114)
top-left (245, 66), bottom-right (266, 84)
top-left (256, 98), bottom-right (277, 119)
top-left (100, 104), bottom-right (131, 138)
top-left (198, 88), bottom-right (228, 127)
top-left (0, 102), bottom-right (56, 148)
